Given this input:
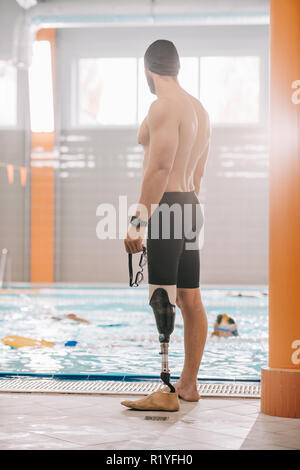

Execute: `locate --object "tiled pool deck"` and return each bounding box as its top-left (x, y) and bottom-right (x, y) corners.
top-left (0, 393), bottom-right (299, 450)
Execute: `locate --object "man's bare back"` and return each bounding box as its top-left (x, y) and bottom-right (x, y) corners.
top-left (138, 88), bottom-right (211, 194)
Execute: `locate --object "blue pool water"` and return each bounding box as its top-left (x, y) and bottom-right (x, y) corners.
top-left (0, 285), bottom-right (268, 380)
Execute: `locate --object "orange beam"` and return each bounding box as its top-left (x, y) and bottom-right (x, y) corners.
top-left (30, 28), bottom-right (55, 283)
top-left (261, 0), bottom-right (300, 417)
top-left (269, 0), bottom-right (300, 370)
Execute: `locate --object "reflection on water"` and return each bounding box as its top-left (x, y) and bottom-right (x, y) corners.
top-left (0, 286), bottom-right (268, 379)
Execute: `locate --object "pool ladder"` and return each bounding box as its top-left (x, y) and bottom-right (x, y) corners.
top-left (0, 248), bottom-right (10, 288)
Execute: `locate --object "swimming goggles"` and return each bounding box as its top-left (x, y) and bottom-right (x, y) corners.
top-left (128, 247), bottom-right (147, 287)
top-left (213, 327), bottom-right (238, 336)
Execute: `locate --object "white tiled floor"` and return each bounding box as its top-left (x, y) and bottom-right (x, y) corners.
top-left (0, 393), bottom-right (299, 450)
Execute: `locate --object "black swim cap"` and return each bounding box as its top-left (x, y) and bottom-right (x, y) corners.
top-left (144, 39), bottom-right (180, 76)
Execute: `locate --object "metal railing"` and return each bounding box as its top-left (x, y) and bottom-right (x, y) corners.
top-left (0, 248), bottom-right (10, 288)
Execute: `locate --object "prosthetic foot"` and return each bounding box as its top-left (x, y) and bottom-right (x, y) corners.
top-left (121, 390), bottom-right (179, 411)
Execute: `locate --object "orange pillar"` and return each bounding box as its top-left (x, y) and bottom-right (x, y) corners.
top-left (30, 29), bottom-right (55, 283)
top-left (261, 0), bottom-right (300, 418)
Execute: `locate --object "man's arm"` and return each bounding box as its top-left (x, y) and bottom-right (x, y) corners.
top-left (124, 98), bottom-right (179, 254)
top-left (136, 98), bottom-right (179, 220)
top-left (193, 141), bottom-right (210, 197)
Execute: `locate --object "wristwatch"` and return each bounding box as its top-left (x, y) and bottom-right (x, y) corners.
top-left (130, 216), bottom-right (148, 228)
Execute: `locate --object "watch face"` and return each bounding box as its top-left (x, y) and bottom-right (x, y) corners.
top-left (130, 217), bottom-right (140, 227)
top-left (130, 216), bottom-right (147, 227)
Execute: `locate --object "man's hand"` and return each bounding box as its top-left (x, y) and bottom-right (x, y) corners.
top-left (124, 224), bottom-right (146, 254)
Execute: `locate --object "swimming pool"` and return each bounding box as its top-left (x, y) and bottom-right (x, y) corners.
top-left (0, 285), bottom-right (268, 381)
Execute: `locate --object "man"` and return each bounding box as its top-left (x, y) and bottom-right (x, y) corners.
top-left (124, 39), bottom-right (211, 403)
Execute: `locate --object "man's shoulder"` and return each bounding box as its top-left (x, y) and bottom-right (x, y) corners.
top-left (148, 97), bottom-right (179, 124)
top-left (188, 93), bottom-right (209, 117)
top-left (149, 97), bottom-right (176, 112)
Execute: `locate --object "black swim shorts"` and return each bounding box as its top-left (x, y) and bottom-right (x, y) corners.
top-left (147, 191), bottom-right (203, 289)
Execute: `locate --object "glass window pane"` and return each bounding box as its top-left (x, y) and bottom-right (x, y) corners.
top-left (137, 58), bottom-right (156, 124)
top-left (178, 57), bottom-right (199, 97)
top-left (200, 56), bottom-right (260, 124)
top-left (79, 58), bottom-right (137, 125)
top-left (0, 61), bottom-right (17, 126)
top-left (28, 41), bottom-right (54, 132)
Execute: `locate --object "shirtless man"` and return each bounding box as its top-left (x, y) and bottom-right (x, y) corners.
top-left (124, 40), bottom-right (211, 403)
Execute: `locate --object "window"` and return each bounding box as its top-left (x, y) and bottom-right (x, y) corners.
top-left (0, 61), bottom-right (17, 127)
top-left (137, 58), bottom-right (155, 123)
top-left (178, 57), bottom-right (199, 98)
top-left (28, 41), bottom-right (54, 132)
top-left (78, 58), bottom-right (137, 125)
top-left (77, 55), bottom-right (261, 127)
top-left (200, 56), bottom-right (260, 125)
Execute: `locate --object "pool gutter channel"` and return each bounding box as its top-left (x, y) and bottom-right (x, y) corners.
top-left (0, 378), bottom-right (260, 398)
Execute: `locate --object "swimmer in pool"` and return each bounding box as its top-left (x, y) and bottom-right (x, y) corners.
top-left (226, 290), bottom-right (266, 298)
top-left (51, 313), bottom-right (90, 324)
top-left (211, 313), bottom-right (239, 337)
top-left (123, 39), bottom-right (211, 410)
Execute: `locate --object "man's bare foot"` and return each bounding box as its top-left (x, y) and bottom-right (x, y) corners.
top-left (162, 381), bottom-right (200, 402)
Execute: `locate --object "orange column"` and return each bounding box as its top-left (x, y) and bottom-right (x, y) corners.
top-left (261, 0), bottom-right (300, 418)
top-left (30, 29), bottom-right (55, 282)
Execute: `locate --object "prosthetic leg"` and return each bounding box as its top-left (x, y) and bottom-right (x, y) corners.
top-left (149, 288), bottom-right (176, 393)
top-left (121, 288), bottom-right (179, 411)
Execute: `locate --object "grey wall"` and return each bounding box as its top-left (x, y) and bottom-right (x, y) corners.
top-left (0, 0), bottom-right (30, 282)
top-left (55, 24), bottom-right (269, 284)
top-left (0, 0), bottom-right (22, 60)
